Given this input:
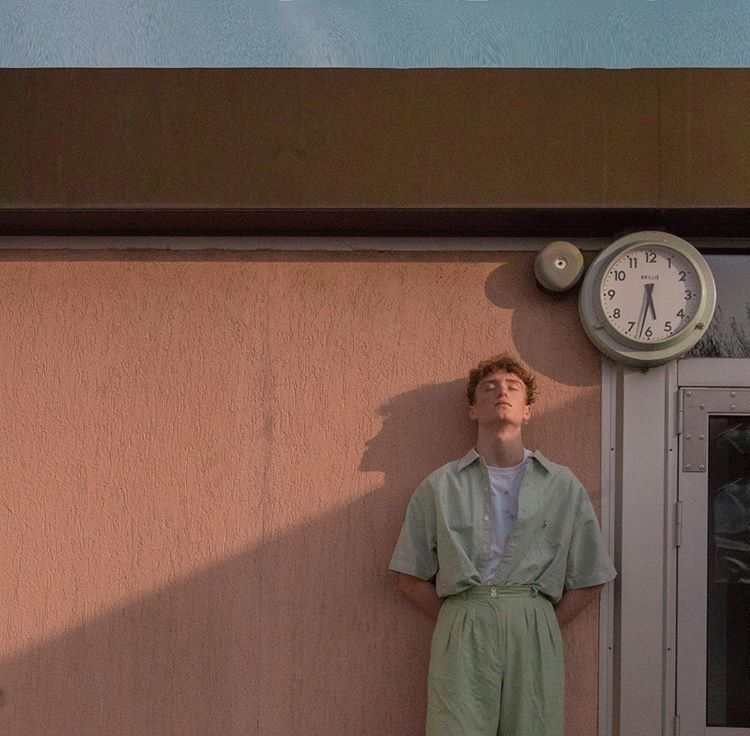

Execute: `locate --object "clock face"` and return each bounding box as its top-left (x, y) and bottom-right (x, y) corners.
top-left (599, 246), bottom-right (702, 343)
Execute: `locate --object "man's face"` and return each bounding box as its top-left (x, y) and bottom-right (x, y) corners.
top-left (468, 370), bottom-right (531, 428)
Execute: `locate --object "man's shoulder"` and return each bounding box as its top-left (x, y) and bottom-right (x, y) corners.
top-left (529, 451), bottom-right (573, 478)
top-left (530, 452), bottom-right (586, 496)
top-left (423, 457), bottom-right (466, 483)
top-left (414, 452), bottom-right (475, 493)
top-left (424, 450), bottom-right (576, 482)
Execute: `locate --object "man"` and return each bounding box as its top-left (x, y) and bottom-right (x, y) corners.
top-left (389, 354), bottom-right (616, 736)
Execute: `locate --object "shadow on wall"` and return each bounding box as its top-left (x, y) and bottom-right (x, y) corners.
top-left (0, 379), bottom-right (600, 736)
top-left (361, 379), bottom-right (472, 475)
top-left (0, 380), bottom-right (472, 736)
top-left (484, 265), bottom-right (598, 388)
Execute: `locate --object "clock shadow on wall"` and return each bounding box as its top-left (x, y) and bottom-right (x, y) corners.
top-left (483, 259), bottom-right (599, 388)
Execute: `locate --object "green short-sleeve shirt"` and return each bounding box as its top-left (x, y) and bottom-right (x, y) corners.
top-left (389, 449), bottom-right (616, 603)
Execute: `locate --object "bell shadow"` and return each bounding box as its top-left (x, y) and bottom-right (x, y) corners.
top-left (484, 258), bottom-right (600, 388)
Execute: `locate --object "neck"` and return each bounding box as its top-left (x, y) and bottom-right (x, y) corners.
top-left (475, 426), bottom-right (526, 467)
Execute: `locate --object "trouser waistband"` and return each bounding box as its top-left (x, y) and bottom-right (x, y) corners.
top-left (450, 584), bottom-right (543, 600)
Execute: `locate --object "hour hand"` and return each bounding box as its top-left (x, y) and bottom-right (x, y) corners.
top-left (645, 283), bottom-right (657, 320)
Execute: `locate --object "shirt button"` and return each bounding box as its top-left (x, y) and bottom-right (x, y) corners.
top-left (483, 514), bottom-right (490, 521)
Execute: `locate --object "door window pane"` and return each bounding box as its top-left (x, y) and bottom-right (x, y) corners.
top-left (707, 416), bottom-right (750, 727)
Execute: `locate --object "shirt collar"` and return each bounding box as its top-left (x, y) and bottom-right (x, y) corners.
top-left (457, 447), bottom-right (553, 474)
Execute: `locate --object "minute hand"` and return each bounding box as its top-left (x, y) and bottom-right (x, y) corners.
top-left (636, 285), bottom-right (649, 338)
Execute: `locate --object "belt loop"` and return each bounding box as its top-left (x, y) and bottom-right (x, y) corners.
top-left (530, 584), bottom-right (539, 598)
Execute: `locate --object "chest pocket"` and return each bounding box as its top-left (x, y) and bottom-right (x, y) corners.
top-left (527, 516), bottom-right (568, 568)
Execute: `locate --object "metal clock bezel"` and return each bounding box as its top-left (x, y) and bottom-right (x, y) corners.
top-left (579, 232), bottom-right (717, 367)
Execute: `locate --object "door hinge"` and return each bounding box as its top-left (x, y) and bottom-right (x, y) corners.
top-left (676, 389), bottom-right (684, 437)
top-left (673, 713), bottom-right (681, 736)
top-left (674, 501), bottom-right (683, 548)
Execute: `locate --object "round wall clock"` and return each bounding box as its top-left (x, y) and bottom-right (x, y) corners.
top-left (578, 231), bottom-right (716, 367)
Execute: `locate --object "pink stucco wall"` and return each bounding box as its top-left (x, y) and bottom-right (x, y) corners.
top-left (0, 249), bottom-right (603, 735)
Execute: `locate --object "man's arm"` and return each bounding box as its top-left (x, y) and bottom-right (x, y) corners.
top-left (396, 572), bottom-right (444, 620)
top-left (554, 583), bottom-right (604, 628)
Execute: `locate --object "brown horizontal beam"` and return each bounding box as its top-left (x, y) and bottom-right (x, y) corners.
top-left (2, 207), bottom-right (750, 239)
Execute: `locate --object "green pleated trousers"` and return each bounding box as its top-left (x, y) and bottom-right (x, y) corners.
top-left (426, 585), bottom-right (564, 736)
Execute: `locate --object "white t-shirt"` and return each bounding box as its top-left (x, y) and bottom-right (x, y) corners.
top-left (479, 449), bottom-right (531, 584)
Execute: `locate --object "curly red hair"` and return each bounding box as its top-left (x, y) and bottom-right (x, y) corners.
top-left (466, 354), bottom-right (537, 406)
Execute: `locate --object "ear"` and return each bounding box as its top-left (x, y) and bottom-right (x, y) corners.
top-left (468, 403), bottom-right (477, 421)
top-left (522, 404), bottom-right (532, 423)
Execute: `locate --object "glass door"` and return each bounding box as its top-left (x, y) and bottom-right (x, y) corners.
top-left (677, 388), bottom-right (750, 736)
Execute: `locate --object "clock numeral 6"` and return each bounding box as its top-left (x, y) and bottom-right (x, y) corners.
top-left (645, 327), bottom-right (653, 338)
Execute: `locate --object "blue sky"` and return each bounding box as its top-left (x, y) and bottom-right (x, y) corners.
top-left (4, 0), bottom-right (750, 67)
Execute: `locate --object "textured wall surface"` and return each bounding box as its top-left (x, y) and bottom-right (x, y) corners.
top-left (0, 250), bottom-right (603, 736)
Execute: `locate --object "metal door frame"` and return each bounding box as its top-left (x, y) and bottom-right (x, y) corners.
top-left (601, 358), bottom-right (750, 736)
top-left (676, 377), bottom-right (750, 736)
